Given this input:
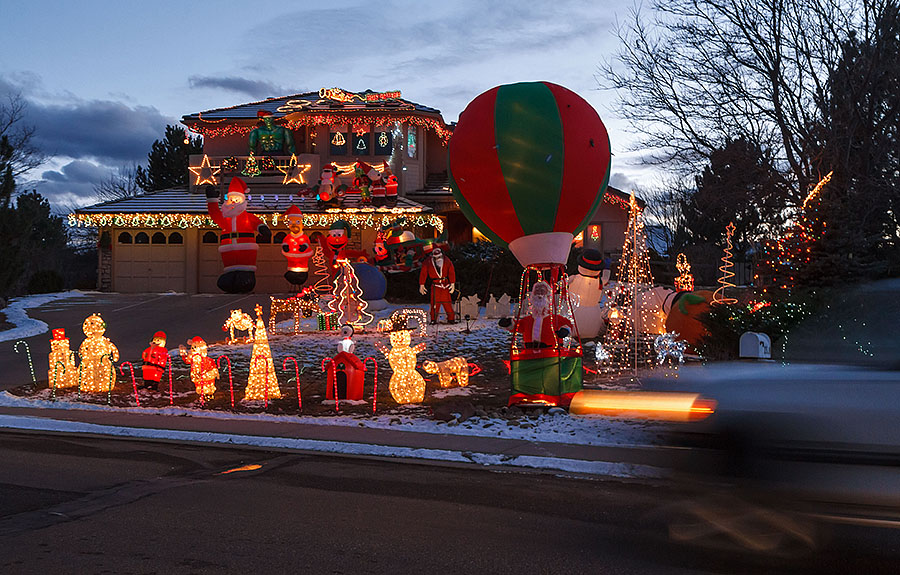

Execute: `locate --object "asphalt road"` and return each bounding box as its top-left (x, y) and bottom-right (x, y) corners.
top-left (1, 433), bottom-right (899, 574)
top-left (1, 293), bottom-right (280, 390)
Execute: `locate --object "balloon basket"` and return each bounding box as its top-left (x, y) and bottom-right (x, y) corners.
top-left (508, 350), bottom-right (582, 407)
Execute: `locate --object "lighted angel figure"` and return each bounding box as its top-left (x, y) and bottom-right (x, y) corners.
top-left (78, 313), bottom-right (119, 393)
top-left (376, 310), bottom-right (427, 404)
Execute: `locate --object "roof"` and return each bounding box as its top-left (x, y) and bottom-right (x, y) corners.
top-left (75, 187), bottom-right (432, 215)
top-left (181, 89), bottom-right (443, 125)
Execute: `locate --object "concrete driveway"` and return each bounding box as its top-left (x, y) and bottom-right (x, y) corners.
top-left (0, 292), bottom-right (283, 390)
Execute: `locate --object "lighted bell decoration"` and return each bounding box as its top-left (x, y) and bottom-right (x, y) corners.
top-left (48, 328), bottom-right (77, 389)
top-left (448, 81), bottom-right (611, 267)
top-left (78, 313), bottom-right (119, 393)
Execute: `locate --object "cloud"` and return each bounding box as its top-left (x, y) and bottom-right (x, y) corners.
top-left (188, 75), bottom-right (294, 99)
top-left (609, 171), bottom-right (640, 191)
top-left (24, 159), bottom-right (113, 208)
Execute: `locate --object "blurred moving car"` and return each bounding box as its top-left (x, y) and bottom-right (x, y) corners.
top-left (644, 280), bottom-right (900, 553)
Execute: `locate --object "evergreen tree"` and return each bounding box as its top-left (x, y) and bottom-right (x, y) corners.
top-left (135, 125), bottom-right (202, 192)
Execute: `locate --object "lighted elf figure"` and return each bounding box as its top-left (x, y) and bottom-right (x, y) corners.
top-left (376, 311), bottom-right (427, 404)
top-left (352, 161), bottom-right (373, 204)
top-left (248, 110), bottom-right (295, 155)
top-left (205, 178), bottom-right (271, 294)
top-left (179, 336), bottom-right (219, 400)
top-left (419, 246), bottom-right (456, 324)
top-left (48, 328), bottom-right (77, 390)
top-left (281, 205), bottom-right (314, 289)
top-left (245, 304), bottom-right (281, 401)
top-left (79, 313), bottom-right (119, 393)
top-left (499, 281), bottom-right (573, 350)
top-left (140, 331), bottom-right (168, 391)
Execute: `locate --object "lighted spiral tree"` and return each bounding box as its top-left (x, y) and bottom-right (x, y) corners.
top-left (327, 260), bottom-right (373, 328)
top-left (712, 222), bottom-right (738, 305)
top-left (245, 305), bottom-right (281, 401)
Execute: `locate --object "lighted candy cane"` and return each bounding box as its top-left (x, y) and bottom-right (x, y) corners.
top-left (282, 356), bottom-right (302, 412)
top-left (216, 355), bottom-right (234, 409)
top-left (467, 362), bottom-right (482, 377)
top-left (166, 354), bottom-right (175, 406)
top-left (118, 362), bottom-right (140, 407)
top-left (14, 340), bottom-right (36, 383)
top-left (320, 358), bottom-right (339, 412)
top-left (363, 357), bottom-right (378, 414)
top-left (100, 353), bottom-right (115, 406)
top-left (52, 360), bottom-right (66, 401)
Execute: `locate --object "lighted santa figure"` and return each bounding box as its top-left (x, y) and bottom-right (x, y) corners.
top-left (281, 205), bottom-right (314, 288)
top-left (179, 336), bottom-right (219, 400)
top-left (206, 178), bottom-right (270, 293)
top-left (140, 331), bottom-right (168, 391)
top-left (418, 246), bottom-right (456, 324)
top-left (567, 249), bottom-right (612, 339)
top-left (499, 281), bottom-right (573, 349)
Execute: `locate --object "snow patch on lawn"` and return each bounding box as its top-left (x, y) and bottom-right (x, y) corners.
top-left (0, 291), bottom-right (83, 343)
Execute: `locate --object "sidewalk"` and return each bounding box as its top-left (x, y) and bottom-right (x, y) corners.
top-left (0, 401), bottom-right (683, 480)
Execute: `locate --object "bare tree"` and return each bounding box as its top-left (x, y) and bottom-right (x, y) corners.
top-left (93, 164), bottom-right (144, 202)
top-left (598, 0), bottom-right (884, 205)
top-left (640, 174), bottom-right (693, 254)
top-left (0, 92), bottom-right (46, 178)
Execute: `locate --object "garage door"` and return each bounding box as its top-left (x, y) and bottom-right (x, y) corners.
top-left (114, 230), bottom-right (186, 293)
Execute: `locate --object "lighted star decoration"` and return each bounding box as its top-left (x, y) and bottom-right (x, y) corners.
top-left (278, 154), bottom-right (311, 185)
top-left (654, 332), bottom-right (687, 365)
top-left (189, 155), bottom-right (220, 186)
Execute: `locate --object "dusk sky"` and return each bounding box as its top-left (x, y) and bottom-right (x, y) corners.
top-left (0, 0), bottom-right (651, 209)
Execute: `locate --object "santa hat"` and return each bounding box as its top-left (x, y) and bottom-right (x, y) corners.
top-left (356, 161), bottom-right (372, 173)
top-left (381, 161), bottom-right (392, 175)
top-left (329, 219), bottom-right (351, 236)
top-left (257, 110), bottom-right (273, 118)
top-left (188, 336), bottom-right (206, 347)
top-left (284, 204), bottom-right (303, 223)
top-left (577, 249), bottom-right (605, 276)
top-left (152, 331), bottom-right (166, 341)
top-left (51, 328), bottom-right (66, 341)
top-left (227, 177), bottom-right (248, 200)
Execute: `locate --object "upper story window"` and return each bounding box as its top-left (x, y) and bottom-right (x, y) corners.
top-left (330, 124), bottom-right (348, 156)
top-left (375, 125), bottom-right (393, 156)
top-left (407, 127), bottom-right (417, 159)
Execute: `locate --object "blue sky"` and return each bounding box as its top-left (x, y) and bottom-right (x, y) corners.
top-left (0, 0), bottom-right (650, 208)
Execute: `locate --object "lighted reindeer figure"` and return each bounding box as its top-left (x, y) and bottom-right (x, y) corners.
top-left (376, 309), bottom-right (427, 404)
top-left (268, 289), bottom-right (319, 335)
top-left (223, 309), bottom-right (253, 343)
top-left (422, 357), bottom-right (470, 388)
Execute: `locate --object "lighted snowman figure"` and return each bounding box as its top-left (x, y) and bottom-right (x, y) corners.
top-left (79, 313), bottom-right (119, 393)
top-left (376, 310), bottom-right (427, 404)
top-left (48, 328), bottom-right (77, 389)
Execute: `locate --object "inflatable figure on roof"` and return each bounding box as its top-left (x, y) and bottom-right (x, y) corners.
top-left (372, 217), bottom-right (446, 273)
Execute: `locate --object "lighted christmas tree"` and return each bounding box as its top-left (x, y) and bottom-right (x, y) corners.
top-left (604, 192), bottom-right (655, 378)
top-left (242, 152), bottom-right (261, 177)
top-left (245, 305), bottom-right (281, 401)
top-left (328, 261), bottom-right (373, 328)
top-left (310, 245), bottom-right (331, 294)
top-left (712, 222), bottom-right (738, 305)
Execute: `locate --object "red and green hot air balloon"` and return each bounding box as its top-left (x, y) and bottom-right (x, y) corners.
top-left (448, 81), bottom-right (611, 267)
top-left (449, 82), bottom-right (612, 407)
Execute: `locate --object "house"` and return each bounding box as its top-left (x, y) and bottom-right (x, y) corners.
top-left (71, 88), bottom-right (636, 294)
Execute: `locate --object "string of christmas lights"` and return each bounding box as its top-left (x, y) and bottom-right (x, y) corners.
top-left (712, 222), bottom-right (738, 305)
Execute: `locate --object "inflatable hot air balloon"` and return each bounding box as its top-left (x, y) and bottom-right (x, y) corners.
top-left (448, 81), bottom-right (611, 266)
top-left (449, 82), bottom-right (612, 407)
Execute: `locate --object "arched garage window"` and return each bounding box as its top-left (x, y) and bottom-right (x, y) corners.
top-left (202, 231), bottom-right (218, 244)
top-left (168, 232), bottom-right (183, 244)
top-left (135, 232), bottom-right (150, 244)
top-left (273, 231), bottom-right (287, 243)
top-left (151, 232), bottom-right (166, 244)
top-left (118, 232), bottom-right (133, 244)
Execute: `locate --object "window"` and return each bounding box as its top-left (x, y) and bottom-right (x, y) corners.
top-left (202, 231), bottom-right (218, 244)
top-left (151, 232), bottom-right (166, 244)
top-left (407, 128), bottom-right (417, 159)
top-left (256, 232), bottom-right (271, 244)
top-left (135, 232), bottom-right (150, 244)
top-left (168, 232), bottom-right (183, 244)
top-left (352, 132), bottom-right (371, 155)
top-left (374, 129), bottom-right (393, 156)
top-left (273, 231), bottom-right (287, 243)
top-left (330, 125), bottom-right (348, 156)
top-left (117, 232), bottom-right (133, 244)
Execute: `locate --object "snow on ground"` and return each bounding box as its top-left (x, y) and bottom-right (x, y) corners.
top-left (0, 291), bottom-right (84, 343)
top-left (0, 390), bottom-right (663, 448)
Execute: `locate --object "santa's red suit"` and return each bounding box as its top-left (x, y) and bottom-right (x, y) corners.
top-left (141, 338), bottom-right (168, 384)
top-left (419, 255), bottom-right (456, 322)
top-left (283, 232), bottom-right (313, 272)
top-left (514, 314), bottom-right (573, 349)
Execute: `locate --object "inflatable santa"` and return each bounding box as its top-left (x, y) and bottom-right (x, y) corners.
top-left (419, 246), bottom-right (456, 323)
top-left (206, 179), bottom-right (270, 293)
top-left (499, 281), bottom-right (573, 349)
top-left (281, 205), bottom-right (314, 288)
top-left (381, 161), bottom-right (398, 205)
